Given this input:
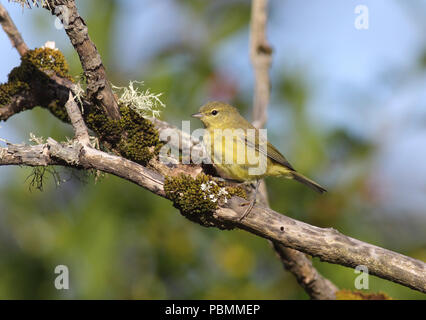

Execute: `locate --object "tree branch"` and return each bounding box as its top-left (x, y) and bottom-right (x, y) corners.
top-left (44, 0), bottom-right (121, 120)
top-left (0, 2), bottom-right (28, 56)
top-left (0, 139), bottom-right (166, 196)
top-left (218, 199), bottom-right (426, 294)
top-left (64, 91), bottom-right (90, 145)
top-left (0, 67), bottom-right (91, 122)
top-left (272, 242), bottom-right (338, 300)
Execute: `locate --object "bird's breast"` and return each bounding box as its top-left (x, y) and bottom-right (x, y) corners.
top-left (203, 129), bottom-right (270, 181)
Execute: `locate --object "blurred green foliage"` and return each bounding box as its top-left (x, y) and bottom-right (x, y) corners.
top-left (0, 0), bottom-right (425, 299)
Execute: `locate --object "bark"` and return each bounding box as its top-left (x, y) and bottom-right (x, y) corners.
top-left (45, 0), bottom-right (121, 119)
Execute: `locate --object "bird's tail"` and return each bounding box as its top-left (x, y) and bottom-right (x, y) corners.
top-left (291, 171), bottom-right (327, 194)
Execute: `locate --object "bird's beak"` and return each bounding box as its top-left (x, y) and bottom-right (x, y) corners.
top-left (191, 112), bottom-right (203, 118)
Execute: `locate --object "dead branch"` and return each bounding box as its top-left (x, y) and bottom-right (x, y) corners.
top-left (64, 91), bottom-right (90, 145)
top-left (272, 242), bottom-right (338, 300)
top-left (45, 0), bottom-right (120, 120)
top-left (0, 2), bottom-right (28, 56)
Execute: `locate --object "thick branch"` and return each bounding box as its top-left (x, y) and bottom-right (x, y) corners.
top-left (0, 3), bottom-right (28, 56)
top-left (0, 141), bottom-right (425, 294)
top-left (0, 69), bottom-right (92, 122)
top-left (217, 200), bottom-right (426, 294)
top-left (0, 140), bottom-right (166, 196)
top-left (0, 90), bottom-right (35, 121)
top-left (272, 242), bottom-right (338, 300)
top-left (45, 0), bottom-right (120, 120)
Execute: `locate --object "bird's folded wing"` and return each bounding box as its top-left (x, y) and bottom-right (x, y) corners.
top-left (241, 133), bottom-right (295, 171)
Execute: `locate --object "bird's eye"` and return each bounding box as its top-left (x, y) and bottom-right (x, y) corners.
top-left (211, 110), bottom-right (218, 116)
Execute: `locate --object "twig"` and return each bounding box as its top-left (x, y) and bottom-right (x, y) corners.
top-left (0, 2), bottom-right (28, 56)
top-left (0, 4), bottom-right (92, 124)
top-left (64, 91), bottom-right (90, 145)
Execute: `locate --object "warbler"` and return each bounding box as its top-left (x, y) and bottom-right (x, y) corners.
top-left (192, 101), bottom-right (326, 219)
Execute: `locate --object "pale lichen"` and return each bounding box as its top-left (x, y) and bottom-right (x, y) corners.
top-left (29, 132), bottom-right (45, 145)
top-left (112, 81), bottom-right (165, 119)
top-left (72, 81), bottom-right (85, 113)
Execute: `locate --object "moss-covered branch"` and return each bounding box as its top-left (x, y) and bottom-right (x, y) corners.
top-left (0, 46), bottom-right (75, 121)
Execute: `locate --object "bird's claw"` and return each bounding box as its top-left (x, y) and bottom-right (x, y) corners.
top-left (239, 199), bottom-right (256, 221)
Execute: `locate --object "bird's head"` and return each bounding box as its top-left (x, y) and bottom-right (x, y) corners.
top-left (192, 101), bottom-right (241, 129)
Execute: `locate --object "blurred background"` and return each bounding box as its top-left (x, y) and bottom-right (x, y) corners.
top-left (0, 0), bottom-right (425, 299)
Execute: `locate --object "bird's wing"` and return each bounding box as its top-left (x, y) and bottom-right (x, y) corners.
top-left (265, 141), bottom-right (295, 171)
top-left (241, 131), bottom-right (295, 171)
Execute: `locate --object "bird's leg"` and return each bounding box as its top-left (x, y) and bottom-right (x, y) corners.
top-left (239, 179), bottom-right (261, 221)
top-left (211, 176), bottom-right (227, 183)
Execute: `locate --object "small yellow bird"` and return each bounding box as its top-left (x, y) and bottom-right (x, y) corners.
top-left (192, 101), bottom-right (326, 219)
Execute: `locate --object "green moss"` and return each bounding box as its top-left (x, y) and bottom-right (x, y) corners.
top-left (0, 80), bottom-right (30, 105)
top-left (85, 105), bottom-right (162, 165)
top-left (86, 110), bottom-right (122, 143)
top-left (12, 47), bottom-right (72, 82)
top-left (165, 173), bottom-right (218, 215)
top-left (47, 99), bottom-right (69, 123)
top-left (224, 184), bottom-right (247, 200)
top-left (164, 173), bottom-right (247, 228)
top-left (0, 47), bottom-right (72, 113)
top-left (118, 106), bottom-right (163, 163)
top-left (336, 289), bottom-right (392, 300)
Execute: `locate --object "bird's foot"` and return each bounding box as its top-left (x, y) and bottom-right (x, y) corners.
top-left (238, 179), bottom-right (260, 221)
top-left (212, 177), bottom-right (227, 183)
top-left (239, 198), bottom-right (256, 221)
